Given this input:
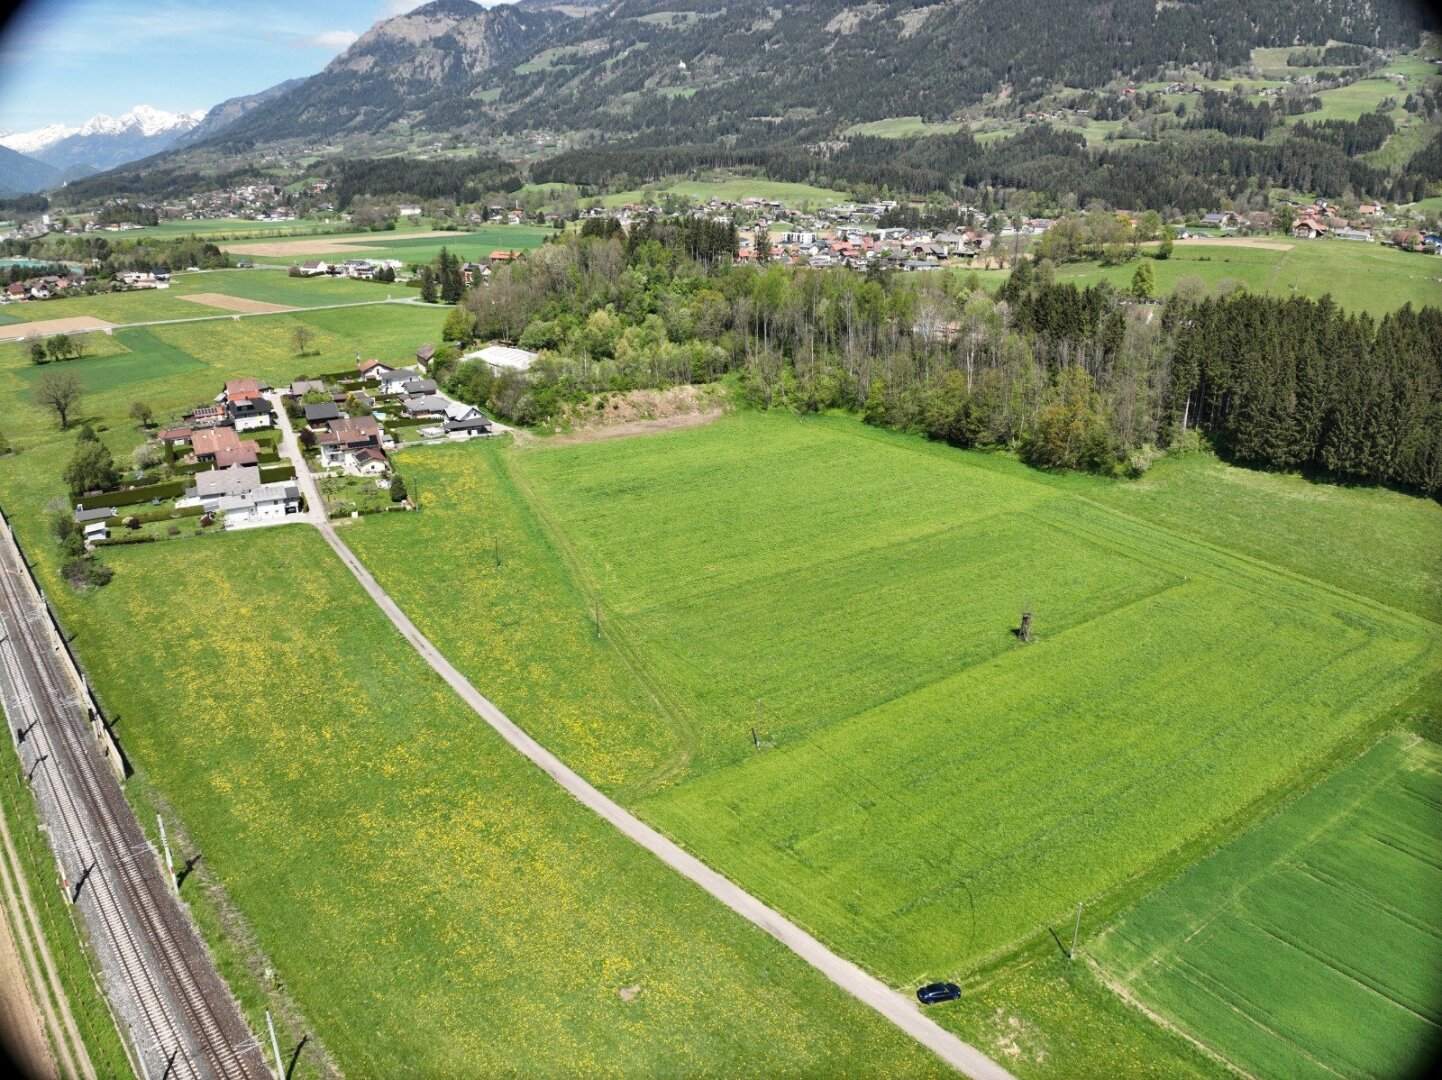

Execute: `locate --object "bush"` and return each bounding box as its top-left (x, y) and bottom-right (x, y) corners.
top-left (62, 557), bottom-right (113, 589)
top-left (1125, 443), bottom-right (1164, 478)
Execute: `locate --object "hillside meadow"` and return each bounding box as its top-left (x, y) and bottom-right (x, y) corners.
top-left (1094, 734), bottom-right (1442, 1078)
top-left (47, 527), bottom-right (949, 1078)
top-left (1048, 239), bottom-right (1442, 318)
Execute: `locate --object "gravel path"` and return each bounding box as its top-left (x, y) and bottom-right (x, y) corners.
top-left (270, 400), bottom-right (1015, 1079)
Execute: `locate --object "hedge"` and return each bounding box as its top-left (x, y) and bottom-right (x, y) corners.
top-left (259, 464), bottom-right (296, 483)
top-left (77, 479), bottom-right (187, 510)
top-left (106, 505), bottom-right (203, 527)
top-left (93, 534), bottom-right (157, 547)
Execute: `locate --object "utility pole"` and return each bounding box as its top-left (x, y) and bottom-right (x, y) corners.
top-left (1070, 901), bottom-right (1083, 959)
top-left (493, 536), bottom-right (501, 569)
top-left (592, 602), bottom-right (601, 640)
top-left (266, 1010), bottom-right (284, 1080)
top-left (157, 814), bottom-right (177, 894)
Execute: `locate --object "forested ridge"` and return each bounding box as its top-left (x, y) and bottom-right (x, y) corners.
top-left (437, 224), bottom-right (1441, 497)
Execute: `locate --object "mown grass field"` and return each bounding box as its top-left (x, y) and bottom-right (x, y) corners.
top-left (502, 413), bottom-right (1436, 986)
top-left (221, 225), bottom-right (553, 267)
top-left (45, 527), bottom-right (948, 1078)
top-left (1093, 734), bottom-right (1442, 1079)
top-left (1049, 241), bottom-right (1442, 318)
top-left (600, 178), bottom-right (852, 208)
top-left (0, 268), bottom-right (396, 325)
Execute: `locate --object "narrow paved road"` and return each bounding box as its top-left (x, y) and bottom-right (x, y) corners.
top-left (269, 400), bottom-right (1015, 1080)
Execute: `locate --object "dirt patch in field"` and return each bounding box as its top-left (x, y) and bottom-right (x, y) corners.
top-left (547, 410), bottom-right (725, 446)
top-left (1175, 236), bottom-right (1294, 251)
top-left (180, 293), bottom-right (297, 315)
top-left (222, 230), bottom-right (466, 257)
top-left (0, 895), bottom-right (56, 1080)
top-left (540, 385), bottom-right (728, 445)
top-left (0, 315), bottom-right (113, 341)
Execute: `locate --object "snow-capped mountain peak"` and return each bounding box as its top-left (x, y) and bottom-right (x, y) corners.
top-left (0, 121), bottom-right (80, 155)
top-left (0, 105), bottom-right (211, 174)
top-left (1, 106), bottom-right (204, 156)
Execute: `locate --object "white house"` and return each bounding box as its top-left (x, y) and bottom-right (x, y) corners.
top-left (217, 481), bottom-right (302, 527)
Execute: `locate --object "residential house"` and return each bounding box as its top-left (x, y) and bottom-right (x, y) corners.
top-left (157, 426), bottom-right (192, 447)
top-left (357, 358), bottom-right (397, 382)
top-left (228, 397), bottom-right (274, 432)
top-left (316, 415), bottom-right (384, 467)
top-left (1201, 211), bottom-right (1236, 229)
top-left (403, 378), bottom-right (438, 396)
top-left (402, 394), bottom-right (450, 419)
top-left (488, 250), bottom-right (519, 267)
top-left (180, 466), bottom-right (300, 525)
top-left (349, 447), bottom-right (389, 476)
top-left (296, 261), bottom-right (330, 276)
top-left (460, 262), bottom-right (486, 287)
top-left (287, 379), bottom-right (327, 399)
top-left (377, 367), bottom-right (421, 396)
top-left (1333, 227), bottom-right (1372, 242)
top-left (191, 427), bottom-right (260, 469)
top-left (1292, 218), bottom-right (1328, 239)
top-left (304, 402), bottom-right (342, 425)
top-left (185, 404), bottom-right (229, 429)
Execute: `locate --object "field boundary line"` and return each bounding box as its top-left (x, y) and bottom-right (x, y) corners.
top-left (1087, 958), bottom-right (1256, 1080)
top-left (496, 445), bottom-right (702, 794)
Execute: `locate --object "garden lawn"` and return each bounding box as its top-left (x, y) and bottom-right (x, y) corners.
top-left (53, 526), bottom-right (951, 1078)
top-left (1092, 734), bottom-right (1442, 1079)
top-left (503, 413), bottom-right (1437, 982)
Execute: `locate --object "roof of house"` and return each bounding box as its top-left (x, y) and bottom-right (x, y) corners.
top-left (327, 415), bottom-right (382, 444)
top-left (195, 466), bottom-right (262, 499)
top-left (403, 394), bottom-right (450, 415)
top-left (444, 400), bottom-right (481, 422)
top-left (225, 378), bottom-right (263, 401)
top-left (357, 358), bottom-right (393, 375)
top-left (304, 402), bottom-right (341, 422)
top-left (353, 446), bottom-right (387, 464)
top-left (214, 442), bottom-right (260, 468)
top-left (415, 344), bottom-right (435, 361)
top-left (157, 427), bottom-right (192, 441)
top-left (379, 367), bottom-right (419, 384)
top-left (444, 416), bottom-right (493, 432)
top-left (289, 379), bottom-right (327, 396)
top-left (403, 378), bottom-right (438, 395)
top-left (74, 506), bottom-right (117, 523)
top-left (190, 426), bottom-right (242, 457)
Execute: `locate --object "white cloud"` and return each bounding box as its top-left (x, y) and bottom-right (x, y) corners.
top-left (298, 29), bottom-right (360, 50)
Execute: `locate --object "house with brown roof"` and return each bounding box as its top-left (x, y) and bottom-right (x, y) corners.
top-left (191, 426), bottom-right (260, 469)
top-left (357, 358), bottom-right (396, 381)
top-left (316, 415), bottom-right (384, 467)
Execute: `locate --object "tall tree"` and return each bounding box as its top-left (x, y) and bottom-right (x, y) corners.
top-left (34, 369), bottom-right (85, 429)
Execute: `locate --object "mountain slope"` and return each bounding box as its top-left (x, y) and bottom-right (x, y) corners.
top-left (0, 143), bottom-right (58, 195)
top-left (174, 79), bottom-right (307, 147)
top-left (204, 0), bottom-right (564, 146)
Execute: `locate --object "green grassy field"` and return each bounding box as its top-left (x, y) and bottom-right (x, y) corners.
top-left (502, 414), bottom-right (1436, 986)
top-left (221, 225), bottom-right (553, 267)
top-left (128, 218), bottom-right (337, 240)
top-left (600, 178), bottom-right (852, 208)
top-left (0, 268), bottom-right (396, 325)
top-left (45, 527), bottom-right (948, 1078)
top-left (0, 304), bottom-right (447, 458)
top-left (1093, 734), bottom-right (1442, 1079)
top-left (1049, 240), bottom-right (1442, 318)
top-left (844, 116), bottom-right (968, 138)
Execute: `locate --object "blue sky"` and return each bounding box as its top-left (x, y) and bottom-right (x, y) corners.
top-left (0, 0), bottom-right (507, 133)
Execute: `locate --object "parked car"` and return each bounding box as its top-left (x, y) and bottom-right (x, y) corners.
top-left (916, 981), bottom-right (962, 1005)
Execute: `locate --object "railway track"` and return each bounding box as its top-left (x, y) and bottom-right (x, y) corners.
top-left (0, 522), bottom-right (269, 1080)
